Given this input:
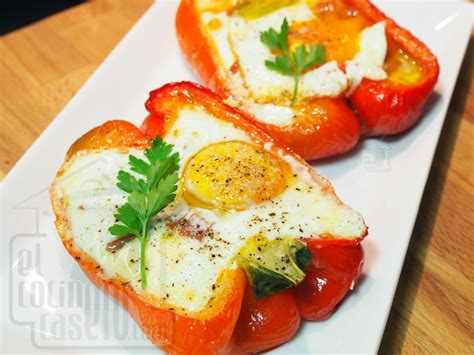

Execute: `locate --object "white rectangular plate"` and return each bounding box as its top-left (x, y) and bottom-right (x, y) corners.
top-left (1, 1), bottom-right (472, 354)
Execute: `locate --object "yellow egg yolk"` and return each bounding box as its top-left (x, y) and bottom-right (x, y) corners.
top-left (384, 44), bottom-right (424, 86)
top-left (289, 0), bottom-right (371, 64)
top-left (182, 141), bottom-right (289, 211)
top-left (290, 0), bottom-right (424, 85)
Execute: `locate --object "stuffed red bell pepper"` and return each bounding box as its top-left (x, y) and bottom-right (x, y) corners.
top-left (48, 81), bottom-right (368, 354)
top-left (176, 0), bottom-right (439, 160)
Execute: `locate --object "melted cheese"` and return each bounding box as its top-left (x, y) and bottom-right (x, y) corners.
top-left (53, 108), bottom-right (366, 313)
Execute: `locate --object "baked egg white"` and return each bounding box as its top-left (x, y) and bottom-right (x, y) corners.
top-left (201, 0), bottom-right (388, 125)
top-left (51, 107), bottom-right (366, 314)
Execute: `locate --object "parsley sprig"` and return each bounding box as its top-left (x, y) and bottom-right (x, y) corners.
top-left (109, 137), bottom-right (180, 289)
top-left (260, 18), bottom-right (326, 105)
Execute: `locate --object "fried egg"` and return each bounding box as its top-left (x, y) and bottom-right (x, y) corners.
top-left (51, 107), bottom-right (366, 314)
top-left (201, 1), bottom-right (388, 125)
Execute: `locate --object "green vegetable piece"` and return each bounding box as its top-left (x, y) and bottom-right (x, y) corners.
top-left (236, 235), bottom-right (312, 299)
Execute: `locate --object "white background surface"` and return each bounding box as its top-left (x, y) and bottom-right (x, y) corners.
top-left (1, 1), bottom-right (472, 354)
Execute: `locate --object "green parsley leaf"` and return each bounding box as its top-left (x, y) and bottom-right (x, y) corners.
top-left (109, 224), bottom-right (137, 238)
top-left (304, 44), bottom-right (326, 69)
top-left (116, 171), bottom-right (145, 194)
top-left (260, 18), bottom-right (289, 52)
top-left (260, 18), bottom-right (326, 105)
top-left (265, 55), bottom-right (292, 76)
top-left (108, 136), bottom-right (180, 288)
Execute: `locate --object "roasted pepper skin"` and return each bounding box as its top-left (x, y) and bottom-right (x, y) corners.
top-left (294, 243), bottom-right (364, 321)
top-left (66, 120), bottom-right (149, 159)
top-left (260, 97), bottom-right (361, 161)
top-left (175, 0), bottom-right (438, 157)
top-left (51, 120), bottom-right (248, 355)
top-left (346, 0), bottom-right (440, 136)
top-left (231, 287), bottom-right (300, 353)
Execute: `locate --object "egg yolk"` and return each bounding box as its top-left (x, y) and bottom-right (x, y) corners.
top-left (384, 45), bottom-right (424, 86)
top-left (290, 0), bottom-right (371, 64)
top-left (291, 0), bottom-right (424, 85)
top-left (182, 141), bottom-right (289, 211)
